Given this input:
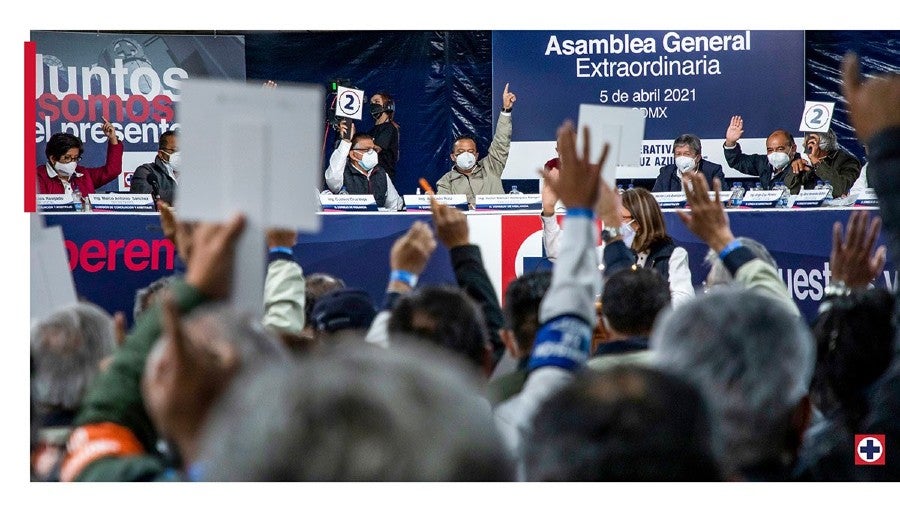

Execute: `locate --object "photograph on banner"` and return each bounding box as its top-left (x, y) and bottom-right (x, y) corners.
top-left (32, 31), bottom-right (247, 192)
top-left (494, 30), bottom-right (805, 180)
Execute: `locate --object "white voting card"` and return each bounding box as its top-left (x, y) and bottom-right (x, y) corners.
top-left (577, 105), bottom-right (645, 190)
top-left (31, 218), bottom-right (78, 321)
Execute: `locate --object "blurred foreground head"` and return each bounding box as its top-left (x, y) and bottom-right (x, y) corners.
top-left (198, 340), bottom-right (513, 481)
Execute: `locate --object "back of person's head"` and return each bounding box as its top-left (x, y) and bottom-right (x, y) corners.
top-left (703, 237), bottom-right (778, 289)
top-left (311, 288), bottom-right (376, 340)
top-left (621, 187), bottom-right (671, 253)
top-left (31, 302), bottom-right (116, 414)
top-left (388, 285), bottom-right (490, 372)
top-left (503, 270), bottom-right (552, 358)
top-left (812, 288), bottom-right (895, 423)
top-left (45, 132), bottom-right (84, 161)
top-left (651, 288), bottom-right (815, 478)
top-left (524, 365), bottom-right (720, 481)
top-left (133, 275), bottom-right (176, 321)
top-left (304, 273), bottom-right (346, 324)
top-left (197, 341), bottom-right (513, 481)
top-left (601, 267), bottom-right (671, 337)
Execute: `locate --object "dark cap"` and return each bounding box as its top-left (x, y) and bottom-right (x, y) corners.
top-left (311, 288), bottom-right (376, 333)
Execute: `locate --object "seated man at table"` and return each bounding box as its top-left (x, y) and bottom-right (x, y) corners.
top-left (652, 134), bottom-right (724, 192)
top-left (323, 123), bottom-right (402, 211)
top-left (783, 130), bottom-right (860, 197)
top-left (722, 115), bottom-right (800, 190)
top-left (131, 130), bottom-right (179, 205)
top-left (436, 83), bottom-right (516, 208)
top-left (37, 121), bottom-right (122, 198)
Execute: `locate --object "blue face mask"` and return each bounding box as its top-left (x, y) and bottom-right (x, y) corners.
top-left (359, 149), bottom-right (378, 171)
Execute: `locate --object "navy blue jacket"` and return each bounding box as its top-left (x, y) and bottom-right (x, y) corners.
top-left (652, 159), bottom-right (725, 192)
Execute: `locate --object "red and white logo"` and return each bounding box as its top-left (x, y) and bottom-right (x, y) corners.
top-left (855, 434), bottom-right (886, 465)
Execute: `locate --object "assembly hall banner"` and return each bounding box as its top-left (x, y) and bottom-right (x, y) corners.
top-left (493, 30), bottom-right (805, 178)
top-left (32, 31), bottom-right (246, 191)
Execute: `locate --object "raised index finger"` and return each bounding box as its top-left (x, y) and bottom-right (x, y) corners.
top-left (504, 82), bottom-right (509, 95)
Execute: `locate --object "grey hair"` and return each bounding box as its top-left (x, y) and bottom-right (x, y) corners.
top-left (650, 288), bottom-right (815, 476)
top-left (703, 237), bottom-right (778, 288)
top-left (31, 302), bottom-right (116, 411)
top-left (133, 275), bottom-right (176, 320)
top-left (805, 130), bottom-right (838, 152)
top-left (178, 303), bottom-right (291, 365)
top-left (197, 340), bottom-right (513, 481)
top-left (673, 134), bottom-right (702, 155)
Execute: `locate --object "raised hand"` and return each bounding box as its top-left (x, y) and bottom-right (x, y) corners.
top-left (390, 221), bottom-right (437, 275)
top-left (841, 52), bottom-right (900, 144)
top-left (830, 210), bottom-right (887, 288)
top-left (677, 174), bottom-right (736, 253)
top-left (183, 214), bottom-right (246, 299)
top-left (502, 82), bottom-right (517, 110)
top-left (725, 115), bottom-right (743, 146)
top-left (101, 118), bottom-right (119, 145)
top-left (265, 228), bottom-right (297, 249)
top-left (431, 196), bottom-right (470, 249)
top-left (542, 121), bottom-right (609, 211)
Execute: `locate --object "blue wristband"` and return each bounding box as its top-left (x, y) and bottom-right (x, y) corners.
top-left (269, 246), bottom-right (293, 255)
top-left (390, 269), bottom-right (419, 288)
top-left (718, 239), bottom-right (743, 260)
top-left (566, 207), bottom-right (594, 220)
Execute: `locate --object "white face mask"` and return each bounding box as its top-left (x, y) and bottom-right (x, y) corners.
top-left (359, 149), bottom-right (379, 171)
top-left (767, 151), bottom-right (791, 170)
top-left (167, 151), bottom-right (182, 170)
top-left (621, 220), bottom-right (637, 249)
top-left (53, 161), bottom-right (77, 177)
top-left (674, 156), bottom-right (697, 173)
top-left (455, 152), bottom-right (477, 171)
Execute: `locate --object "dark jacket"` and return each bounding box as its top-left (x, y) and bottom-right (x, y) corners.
top-left (450, 244), bottom-right (505, 369)
top-left (652, 159), bottom-right (725, 192)
top-left (370, 121), bottom-right (399, 180)
top-left (131, 157), bottom-right (177, 205)
top-left (724, 142), bottom-right (801, 190)
top-left (343, 161), bottom-right (391, 208)
top-left (783, 148), bottom-right (861, 197)
top-left (603, 238), bottom-right (676, 282)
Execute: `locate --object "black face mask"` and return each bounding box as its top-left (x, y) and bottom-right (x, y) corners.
top-left (370, 104), bottom-right (385, 119)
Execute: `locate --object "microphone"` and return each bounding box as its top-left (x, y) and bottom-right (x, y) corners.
top-left (146, 173), bottom-right (161, 211)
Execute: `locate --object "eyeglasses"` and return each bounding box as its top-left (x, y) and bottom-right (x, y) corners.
top-left (57, 155), bottom-right (82, 164)
top-left (352, 147), bottom-right (374, 153)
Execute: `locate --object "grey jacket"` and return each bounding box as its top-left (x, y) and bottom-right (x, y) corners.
top-left (437, 112), bottom-right (512, 207)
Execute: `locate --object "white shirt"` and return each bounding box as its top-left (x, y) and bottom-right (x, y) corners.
top-left (323, 140), bottom-right (403, 211)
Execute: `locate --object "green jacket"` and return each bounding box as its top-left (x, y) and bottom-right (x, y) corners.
top-left (437, 112), bottom-right (512, 208)
top-left (783, 148), bottom-right (860, 197)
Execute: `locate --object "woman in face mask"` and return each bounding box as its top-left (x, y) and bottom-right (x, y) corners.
top-left (36, 121), bottom-right (123, 202)
top-left (600, 187), bottom-right (695, 308)
top-left (368, 92), bottom-right (400, 182)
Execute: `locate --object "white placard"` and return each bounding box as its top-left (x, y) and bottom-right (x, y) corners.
top-left (36, 194), bottom-right (76, 212)
top-left (708, 190), bottom-right (734, 203)
top-left (740, 190), bottom-right (782, 208)
top-left (319, 194), bottom-right (378, 211)
top-left (474, 194), bottom-right (542, 211)
top-left (792, 188), bottom-right (830, 208)
top-left (88, 193), bottom-right (155, 212)
top-left (577, 104), bottom-right (646, 190)
top-left (178, 79), bottom-right (324, 314)
top-left (403, 194), bottom-right (468, 211)
top-left (31, 224), bottom-right (78, 321)
top-left (335, 86), bottom-right (365, 121)
top-left (854, 188), bottom-right (879, 206)
top-left (799, 101), bottom-right (835, 133)
top-left (651, 191), bottom-right (687, 208)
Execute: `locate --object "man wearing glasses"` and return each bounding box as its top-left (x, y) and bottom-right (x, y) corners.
top-left (324, 121), bottom-right (402, 211)
top-left (37, 120), bottom-right (122, 200)
top-left (132, 130), bottom-right (180, 205)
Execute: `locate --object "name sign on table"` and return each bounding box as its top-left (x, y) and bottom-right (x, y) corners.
top-left (320, 194), bottom-right (379, 212)
top-left (652, 191), bottom-right (687, 209)
top-left (740, 190), bottom-right (782, 208)
top-left (403, 194), bottom-right (468, 211)
top-left (88, 194), bottom-right (156, 212)
top-left (709, 190), bottom-right (734, 204)
top-left (36, 194), bottom-right (76, 212)
top-left (791, 188), bottom-right (830, 208)
top-left (854, 189), bottom-right (879, 207)
top-left (474, 194), bottom-right (542, 211)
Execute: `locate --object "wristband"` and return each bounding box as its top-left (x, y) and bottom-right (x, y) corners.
top-left (717, 239), bottom-right (743, 260)
top-left (390, 269), bottom-right (419, 288)
top-left (565, 207), bottom-right (594, 220)
top-left (501, 106), bottom-right (513, 113)
top-left (269, 246), bottom-right (293, 255)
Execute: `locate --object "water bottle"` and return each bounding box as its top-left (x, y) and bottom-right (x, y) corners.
top-left (777, 182), bottom-right (789, 208)
top-left (339, 186), bottom-right (350, 195)
top-left (730, 181), bottom-right (745, 207)
top-left (814, 180), bottom-right (824, 190)
top-left (72, 187), bottom-right (84, 212)
top-left (616, 184), bottom-right (625, 195)
top-left (509, 185), bottom-right (524, 195)
top-left (823, 181), bottom-right (834, 202)
top-left (627, 184), bottom-right (635, 191)
top-left (754, 181), bottom-right (762, 191)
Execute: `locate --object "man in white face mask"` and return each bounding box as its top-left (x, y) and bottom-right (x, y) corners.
top-left (323, 122), bottom-right (402, 211)
top-left (37, 121), bottom-right (122, 200)
top-left (652, 134), bottom-right (725, 192)
top-left (131, 130), bottom-right (180, 206)
top-left (436, 82), bottom-right (517, 209)
top-left (722, 115), bottom-right (801, 190)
